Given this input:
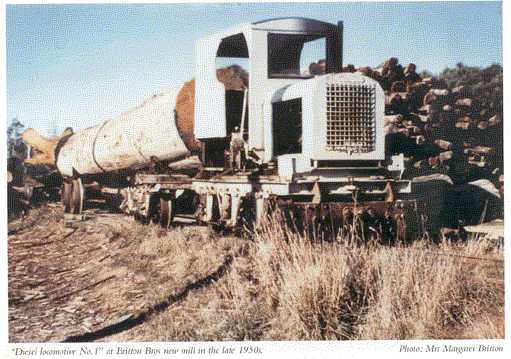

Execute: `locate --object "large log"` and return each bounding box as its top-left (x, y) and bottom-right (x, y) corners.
top-left (51, 66), bottom-right (247, 178)
top-left (56, 89), bottom-right (190, 177)
top-left (21, 129), bottom-right (59, 164)
top-left (21, 128), bottom-right (74, 166)
top-left (24, 152), bottom-right (55, 167)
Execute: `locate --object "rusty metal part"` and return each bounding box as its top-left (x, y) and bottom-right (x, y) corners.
top-left (62, 179), bottom-right (84, 214)
top-left (134, 173), bottom-right (193, 189)
top-left (62, 181), bottom-right (72, 213)
top-left (70, 179), bottom-right (82, 214)
top-left (159, 197), bottom-right (174, 229)
top-left (275, 199), bottom-right (421, 242)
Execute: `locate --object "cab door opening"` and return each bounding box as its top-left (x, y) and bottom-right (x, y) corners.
top-left (272, 98), bottom-right (302, 157)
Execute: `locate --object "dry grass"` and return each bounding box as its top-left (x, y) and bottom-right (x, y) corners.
top-left (8, 202), bottom-right (63, 234)
top-left (111, 212), bottom-right (504, 341)
top-left (107, 221), bottom-right (240, 311)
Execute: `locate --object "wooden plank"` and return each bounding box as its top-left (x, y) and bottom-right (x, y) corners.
top-left (465, 220), bottom-right (504, 239)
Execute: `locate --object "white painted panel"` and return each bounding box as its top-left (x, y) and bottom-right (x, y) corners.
top-left (194, 38), bottom-right (227, 139)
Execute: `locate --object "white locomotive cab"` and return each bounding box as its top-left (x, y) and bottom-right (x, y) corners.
top-left (194, 18), bottom-right (343, 166)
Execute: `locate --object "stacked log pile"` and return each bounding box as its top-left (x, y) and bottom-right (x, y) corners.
top-left (351, 59), bottom-right (503, 190)
top-left (8, 129), bottom-right (68, 204)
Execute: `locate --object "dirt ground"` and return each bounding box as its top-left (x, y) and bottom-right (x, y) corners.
top-left (8, 202), bottom-right (240, 342)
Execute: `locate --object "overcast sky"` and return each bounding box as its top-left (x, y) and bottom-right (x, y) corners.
top-left (6, 1), bottom-right (502, 136)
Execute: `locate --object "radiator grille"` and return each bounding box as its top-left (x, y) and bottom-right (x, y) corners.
top-left (326, 82), bottom-right (376, 153)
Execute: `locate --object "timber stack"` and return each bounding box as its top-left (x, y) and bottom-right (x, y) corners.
top-left (347, 59), bottom-right (503, 192)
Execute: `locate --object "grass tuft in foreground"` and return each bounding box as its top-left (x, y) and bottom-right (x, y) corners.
top-left (113, 212), bottom-right (504, 341)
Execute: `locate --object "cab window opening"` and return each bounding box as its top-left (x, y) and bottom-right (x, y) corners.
top-left (268, 33), bottom-right (326, 78)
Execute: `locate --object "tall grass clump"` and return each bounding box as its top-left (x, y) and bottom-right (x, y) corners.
top-left (128, 211), bottom-right (503, 341)
top-left (245, 212), bottom-right (374, 339)
top-left (230, 211), bottom-right (504, 340)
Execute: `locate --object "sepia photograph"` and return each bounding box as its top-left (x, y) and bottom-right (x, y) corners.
top-left (2, 0), bottom-right (506, 354)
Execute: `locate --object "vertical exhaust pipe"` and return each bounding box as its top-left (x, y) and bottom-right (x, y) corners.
top-left (338, 21), bottom-right (343, 71)
top-left (327, 21), bottom-right (343, 73)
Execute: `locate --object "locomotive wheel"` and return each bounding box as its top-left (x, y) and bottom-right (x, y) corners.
top-left (24, 183), bottom-right (34, 204)
top-left (70, 179), bottom-right (84, 214)
top-left (160, 197), bottom-right (174, 229)
top-left (62, 181), bottom-right (73, 213)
